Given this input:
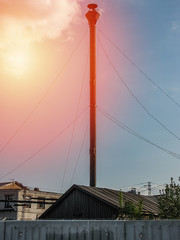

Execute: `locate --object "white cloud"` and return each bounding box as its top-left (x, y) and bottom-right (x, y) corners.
top-left (171, 21), bottom-right (180, 32)
top-left (0, 0), bottom-right (82, 48)
top-left (170, 87), bottom-right (180, 93)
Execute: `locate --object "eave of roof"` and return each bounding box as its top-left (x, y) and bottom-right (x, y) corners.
top-left (0, 181), bottom-right (25, 190)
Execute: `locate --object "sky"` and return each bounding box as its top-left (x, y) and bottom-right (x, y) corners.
top-left (0, 0), bottom-right (180, 195)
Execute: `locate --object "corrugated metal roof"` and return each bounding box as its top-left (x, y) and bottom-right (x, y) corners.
top-left (78, 185), bottom-right (159, 214)
top-left (40, 184), bottom-right (159, 219)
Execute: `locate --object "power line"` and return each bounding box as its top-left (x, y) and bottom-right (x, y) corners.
top-left (60, 52), bottom-right (89, 191)
top-left (119, 181), bottom-right (164, 195)
top-left (98, 37), bottom-right (180, 141)
top-left (150, 183), bottom-right (166, 190)
top-left (0, 200), bottom-right (55, 204)
top-left (119, 182), bottom-right (149, 189)
top-left (121, 182), bottom-right (163, 195)
top-left (98, 27), bottom-right (180, 108)
top-left (121, 182), bottom-right (149, 188)
top-left (120, 182), bottom-right (164, 192)
top-left (69, 123), bottom-right (89, 187)
top-left (0, 29), bottom-right (88, 153)
top-left (0, 107), bottom-right (89, 181)
top-left (98, 107), bottom-right (180, 160)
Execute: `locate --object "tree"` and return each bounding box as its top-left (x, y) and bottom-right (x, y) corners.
top-left (118, 192), bottom-right (143, 220)
top-left (158, 178), bottom-right (180, 219)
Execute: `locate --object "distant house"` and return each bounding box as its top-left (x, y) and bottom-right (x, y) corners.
top-left (39, 185), bottom-right (159, 220)
top-left (0, 181), bottom-right (62, 220)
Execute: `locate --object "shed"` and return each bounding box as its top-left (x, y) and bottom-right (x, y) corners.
top-left (39, 185), bottom-right (158, 220)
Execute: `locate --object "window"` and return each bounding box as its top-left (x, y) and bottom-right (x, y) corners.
top-left (37, 198), bottom-right (45, 209)
top-left (4, 195), bottom-right (13, 208)
top-left (24, 196), bottom-right (31, 208)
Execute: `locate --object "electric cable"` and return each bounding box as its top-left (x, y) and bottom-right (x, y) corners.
top-left (98, 37), bottom-right (180, 141)
top-left (0, 29), bottom-right (88, 153)
top-left (69, 123), bottom-right (89, 187)
top-left (98, 106), bottom-right (180, 159)
top-left (119, 182), bottom-right (149, 189)
top-left (119, 182), bottom-right (165, 194)
top-left (137, 186), bottom-right (147, 193)
top-left (60, 52), bottom-right (89, 191)
top-left (150, 184), bottom-right (166, 190)
top-left (98, 27), bottom-right (180, 108)
top-left (120, 182), bottom-right (164, 193)
top-left (98, 107), bottom-right (180, 160)
top-left (0, 106), bottom-right (89, 181)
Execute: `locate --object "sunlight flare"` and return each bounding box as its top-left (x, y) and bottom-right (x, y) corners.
top-left (3, 46), bottom-right (31, 76)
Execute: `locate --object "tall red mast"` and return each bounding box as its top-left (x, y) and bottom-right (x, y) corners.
top-left (86, 4), bottom-right (100, 187)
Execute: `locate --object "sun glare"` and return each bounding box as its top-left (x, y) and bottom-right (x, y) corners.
top-left (4, 47), bottom-right (31, 76)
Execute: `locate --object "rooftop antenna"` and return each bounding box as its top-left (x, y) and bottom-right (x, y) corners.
top-left (86, 4), bottom-right (100, 187)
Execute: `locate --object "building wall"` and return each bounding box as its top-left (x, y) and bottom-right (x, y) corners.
top-left (17, 189), bottom-right (61, 220)
top-left (43, 188), bottom-right (118, 219)
top-left (0, 188), bottom-right (61, 220)
top-left (0, 189), bottom-right (18, 220)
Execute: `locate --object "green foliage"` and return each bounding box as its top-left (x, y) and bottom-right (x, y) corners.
top-left (118, 192), bottom-right (143, 220)
top-left (158, 178), bottom-right (180, 219)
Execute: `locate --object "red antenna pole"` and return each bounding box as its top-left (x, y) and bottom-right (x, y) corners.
top-left (86, 4), bottom-right (100, 187)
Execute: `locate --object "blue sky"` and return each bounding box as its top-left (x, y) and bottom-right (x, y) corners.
top-left (96, 0), bottom-right (180, 193)
top-left (0, 0), bottom-right (180, 194)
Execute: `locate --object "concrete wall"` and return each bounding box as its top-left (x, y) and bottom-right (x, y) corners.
top-left (0, 220), bottom-right (180, 240)
top-left (0, 189), bottom-right (61, 220)
top-left (0, 190), bottom-right (18, 220)
top-left (17, 189), bottom-right (61, 220)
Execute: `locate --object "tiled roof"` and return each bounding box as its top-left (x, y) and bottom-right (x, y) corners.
top-left (0, 182), bottom-right (11, 187)
top-left (0, 181), bottom-right (28, 190)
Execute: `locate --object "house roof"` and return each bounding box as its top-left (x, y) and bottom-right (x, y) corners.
top-left (0, 181), bottom-right (28, 190)
top-left (40, 184), bottom-right (159, 219)
top-left (78, 185), bottom-right (159, 214)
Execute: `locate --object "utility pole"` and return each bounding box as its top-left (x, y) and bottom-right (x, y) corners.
top-left (86, 4), bottom-right (100, 187)
top-left (144, 182), bottom-right (152, 196)
top-left (147, 182), bottom-right (151, 196)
